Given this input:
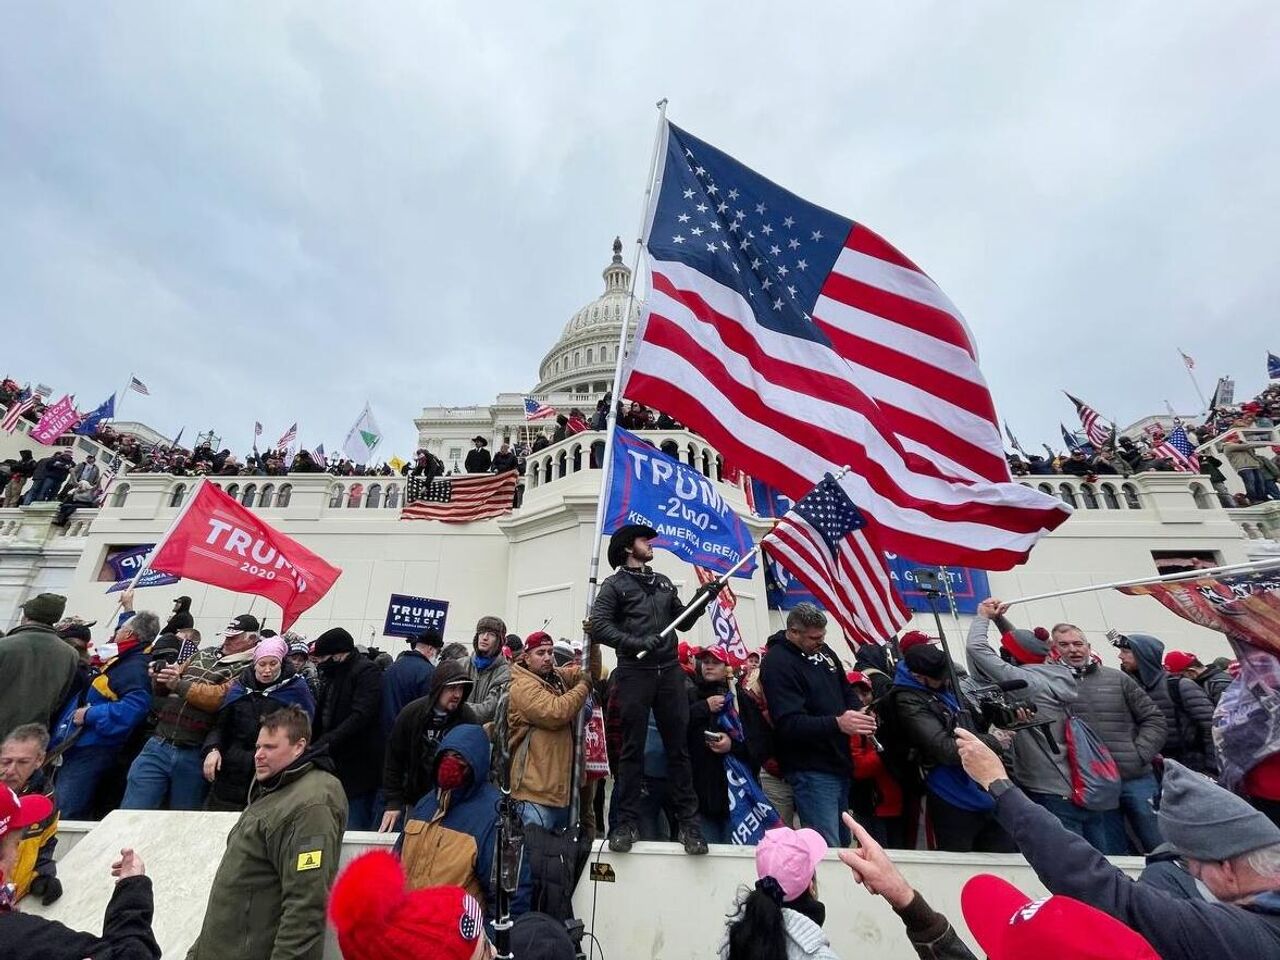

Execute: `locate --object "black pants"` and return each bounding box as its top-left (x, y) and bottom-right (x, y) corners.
top-left (612, 662), bottom-right (698, 830)
top-left (927, 792), bottom-right (1016, 853)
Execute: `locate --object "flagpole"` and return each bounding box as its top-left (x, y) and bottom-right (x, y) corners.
top-left (649, 545), bottom-right (760, 643)
top-left (1003, 556), bottom-right (1280, 609)
top-left (118, 477), bottom-right (209, 594)
top-left (568, 96), bottom-right (669, 839)
top-left (1178, 350), bottom-right (1209, 411)
top-left (116, 372), bottom-right (134, 420)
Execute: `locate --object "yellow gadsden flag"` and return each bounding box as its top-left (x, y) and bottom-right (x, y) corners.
top-left (388, 456), bottom-right (407, 473)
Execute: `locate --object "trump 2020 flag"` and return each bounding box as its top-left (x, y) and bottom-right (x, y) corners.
top-left (29, 395), bottom-right (81, 445)
top-left (603, 426), bottom-right (756, 578)
top-left (147, 480), bottom-right (341, 630)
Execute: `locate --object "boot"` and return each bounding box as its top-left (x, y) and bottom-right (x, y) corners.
top-left (608, 822), bottom-right (639, 853)
top-left (678, 822), bottom-right (708, 855)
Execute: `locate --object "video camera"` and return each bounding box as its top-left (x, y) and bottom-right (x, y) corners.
top-left (968, 679), bottom-right (1047, 731)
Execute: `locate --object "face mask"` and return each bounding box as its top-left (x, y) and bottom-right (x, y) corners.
top-left (317, 659), bottom-right (344, 676)
top-left (436, 754), bottom-right (470, 792)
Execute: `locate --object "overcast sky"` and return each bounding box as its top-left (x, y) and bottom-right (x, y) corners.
top-left (4, 3), bottom-right (1278, 459)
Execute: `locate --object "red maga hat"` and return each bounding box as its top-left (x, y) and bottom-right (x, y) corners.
top-left (962, 875), bottom-right (1159, 960)
top-left (1163, 650), bottom-right (1199, 674)
top-left (524, 631), bottom-right (554, 652)
top-left (898, 630), bottom-right (935, 651)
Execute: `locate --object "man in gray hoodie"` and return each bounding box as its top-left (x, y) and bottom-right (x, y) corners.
top-left (966, 598), bottom-right (1110, 849)
top-left (1115, 632), bottom-right (1217, 776)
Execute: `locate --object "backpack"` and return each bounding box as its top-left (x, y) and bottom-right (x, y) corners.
top-left (1063, 714), bottom-right (1122, 810)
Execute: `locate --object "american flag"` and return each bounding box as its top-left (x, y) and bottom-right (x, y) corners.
top-left (1152, 424), bottom-right (1200, 473)
top-left (254, 421), bottom-right (263, 437)
top-left (762, 474), bottom-right (909, 648)
top-left (1066, 393), bottom-right (1114, 449)
top-left (1, 389), bottom-right (37, 433)
top-left (523, 396), bottom-right (556, 421)
top-left (128, 376), bottom-right (150, 396)
top-left (623, 123), bottom-right (1069, 569)
top-left (401, 470), bottom-right (519, 523)
top-left (1179, 349), bottom-right (1195, 371)
top-left (277, 422), bottom-right (298, 448)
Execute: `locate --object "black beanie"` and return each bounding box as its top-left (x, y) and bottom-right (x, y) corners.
top-left (904, 644), bottom-right (950, 681)
top-left (313, 627), bottom-right (356, 656)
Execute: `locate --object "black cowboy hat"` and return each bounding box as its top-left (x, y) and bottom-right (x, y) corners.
top-left (607, 523), bottom-right (659, 568)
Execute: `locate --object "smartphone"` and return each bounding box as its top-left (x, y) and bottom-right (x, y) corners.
top-left (703, 730), bottom-right (723, 743)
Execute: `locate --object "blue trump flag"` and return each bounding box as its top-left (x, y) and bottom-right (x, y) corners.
top-left (104, 544), bottom-right (181, 593)
top-left (1270, 352), bottom-right (1280, 381)
top-left (74, 393), bottom-right (116, 436)
top-left (603, 426), bottom-right (756, 578)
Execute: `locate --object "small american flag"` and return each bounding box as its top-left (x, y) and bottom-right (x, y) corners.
top-left (254, 421), bottom-right (263, 437)
top-left (523, 396), bottom-right (556, 421)
top-left (277, 422), bottom-right (297, 448)
top-left (1066, 393), bottom-right (1114, 449)
top-left (1, 389), bottom-right (37, 433)
top-left (401, 470), bottom-right (519, 523)
top-left (314, 443), bottom-right (326, 462)
top-left (1152, 424), bottom-right (1200, 473)
top-left (1179, 349), bottom-right (1195, 371)
top-left (762, 473), bottom-right (909, 648)
top-left (128, 376), bottom-right (150, 396)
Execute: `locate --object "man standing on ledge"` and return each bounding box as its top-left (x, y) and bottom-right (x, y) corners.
top-left (591, 523), bottom-right (720, 855)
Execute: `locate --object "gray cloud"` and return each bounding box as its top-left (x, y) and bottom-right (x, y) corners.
top-left (3, 2), bottom-right (1278, 457)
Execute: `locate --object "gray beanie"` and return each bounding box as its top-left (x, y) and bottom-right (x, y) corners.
top-left (1158, 760), bottom-right (1280, 861)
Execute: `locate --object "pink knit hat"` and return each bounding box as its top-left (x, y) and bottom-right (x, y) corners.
top-left (253, 637), bottom-right (289, 662)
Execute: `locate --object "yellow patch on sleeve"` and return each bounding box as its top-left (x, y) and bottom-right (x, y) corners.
top-left (296, 850), bottom-right (323, 871)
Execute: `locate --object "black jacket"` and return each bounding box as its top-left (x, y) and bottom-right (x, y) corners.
top-left (995, 785), bottom-right (1280, 958)
top-left (313, 655), bottom-right (384, 795)
top-left (685, 672), bottom-right (751, 820)
top-left (162, 597), bottom-right (194, 634)
top-left (1197, 664), bottom-right (1233, 705)
top-left (590, 566), bottom-right (704, 667)
top-left (758, 634), bottom-right (858, 777)
top-left (491, 450), bottom-right (518, 473)
top-left (0, 875), bottom-right (160, 960)
top-left (464, 448), bottom-right (492, 473)
top-left (1124, 634), bottom-right (1217, 775)
top-left (382, 659), bottom-right (479, 809)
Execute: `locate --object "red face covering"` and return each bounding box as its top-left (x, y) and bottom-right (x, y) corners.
top-left (436, 753), bottom-right (471, 792)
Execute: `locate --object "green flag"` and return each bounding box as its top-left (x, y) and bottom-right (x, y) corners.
top-left (343, 404), bottom-right (383, 464)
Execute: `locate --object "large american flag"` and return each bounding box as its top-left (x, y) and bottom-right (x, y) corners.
top-left (401, 470), bottom-right (519, 523)
top-left (623, 123), bottom-right (1070, 570)
top-left (1066, 393), bottom-right (1114, 449)
top-left (523, 396), bottom-right (556, 421)
top-left (1152, 424), bottom-right (1200, 473)
top-left (762, 474), bottom-right (909, 647)
top-left (1, 389), bottom-right (37, 433)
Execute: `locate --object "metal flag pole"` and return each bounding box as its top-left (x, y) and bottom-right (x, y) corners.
top-left (1003, 556), bottom-right (1280, 608)
top-left (567, 97), bottom-right (670, 839)
top-left (1178, 349), bottom-right (1209, 411)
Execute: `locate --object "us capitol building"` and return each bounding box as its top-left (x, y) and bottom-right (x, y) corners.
top-left (414, 238), bottom-right (637, 471)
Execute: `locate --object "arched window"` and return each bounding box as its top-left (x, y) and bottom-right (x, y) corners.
top-left (574, 351), bottom-right (581, 368)
top-left (571, 443), bottom-right (583, 473)
top-left (686, 444), bottom-right (697, 468)
top-left (542, 457), bottom-right (553, 485)
top-left (1058, 484), bottom-right (1078, 508)
top-left (1122, 482), bottom-right (1141, 509)
top-left (1037, 483), bottom-right (1054, 496)
top-left (259, 484), bottom-right (275, 508)
top-left (328, 484), bottom-right (344, 508)
top-left (1190, 482), bottom-right (1214, 510)
top-left (554, 359), bottom-right (560, 374)
top-left (701, 450), bottom-right (712, 478)
top-left (168, 484), bottom-right (187, 508)
top-left (586, 347), bottom-right (594, 364)
top-left (556, 451), bottom-right (568, 479)
top-left (277, 484), bottom-right (293, 507)
top-left (1101, 483), bottom-right (1120, 509)
top-left (1081, 484), bottom-right (1099, 510)
top-left (385, 484), bottom-right (399, 508)
top-left (365, 483), bottom-right (382, 508)
top-left (225, 483), bottom-right (240, 500)
top-left (347, 483), bottom-right (364, 508)
top-left (110, 483), bottom-right (131, 508)
top-left (241, 484), bottom-right (257, 508)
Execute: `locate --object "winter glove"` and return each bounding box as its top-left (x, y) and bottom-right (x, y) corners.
top-left (29, 875), bottom-right (63, 906)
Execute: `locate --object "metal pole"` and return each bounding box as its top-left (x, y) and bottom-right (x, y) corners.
top-left (1178, 350), bottom-right (1209, 411)
top-left (568, 97), bottom-right (670, 838)
top-left (1004, 556), bottom-right (1280, 608)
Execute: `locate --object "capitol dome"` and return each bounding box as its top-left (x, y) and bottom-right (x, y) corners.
top-left (534, 237), bottom-right (637, 397)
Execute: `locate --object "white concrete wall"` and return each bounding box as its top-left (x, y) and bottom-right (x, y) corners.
top-left (33, 812), bottom-right (1144, 960)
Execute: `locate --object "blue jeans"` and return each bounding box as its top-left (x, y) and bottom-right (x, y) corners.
top-left (699, 814), bottom-right (735, 845)
top-left (1026, 791), bottom-right (1109, 852)
top-left (56, 745), bottom-right (119, 820)
top-left (346, 790), bottom-right (377, 831)
top-left (1240, 468), bottom-right (1268, 503)
top-left (121, 738), bottom-right (210, 811)
top-left (785, 770), bottom-right (850, 847)
top-left (1101, 773), bottom-right (1162, 855)
top-left (521, 802), bottom-right (569, 832)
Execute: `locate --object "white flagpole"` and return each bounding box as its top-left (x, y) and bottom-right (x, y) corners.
top-left (569, 97), bottom-right (669, 836)
top-left (1003, 556), bottom-right (1280, 608)
top-left (1178, 349), bottom-right (1209, 411)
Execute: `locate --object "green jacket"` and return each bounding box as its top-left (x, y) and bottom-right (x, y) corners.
top-left (0, 622), bottom-right (80, 741)
top-left (187, 752), bottom-right (347, 960)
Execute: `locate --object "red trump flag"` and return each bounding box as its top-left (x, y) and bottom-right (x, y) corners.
top-left (148, 480), bottom-right (341, 630)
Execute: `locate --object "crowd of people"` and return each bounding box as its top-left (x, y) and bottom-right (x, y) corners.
top-left (0, 520), bottom-right (1277, 958)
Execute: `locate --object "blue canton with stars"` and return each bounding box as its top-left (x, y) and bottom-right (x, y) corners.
top-left (648, 124), bottom-right (855, 345)
top-left (790, 474), bottom-right (867, 553)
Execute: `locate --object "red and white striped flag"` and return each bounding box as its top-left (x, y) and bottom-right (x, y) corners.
top-left (622, 122), bottom-right (1070, 570)
top-left (401, 470), bottom-right (519, 523)
top-left (276, 422), bottom-right (297, 449)
top-left (761, 473), bottom-right (909, 648)
top-left (128, 376), bottom-right (151, 396)
top-left (1, 391), bottom-right (37, 433)
top-left (1065, 393), bottom-right (1114, 449)
top-left (1179, 349), bottom-right (1195, 371)
top-left (1152, 424), bottom-right (1200, 473)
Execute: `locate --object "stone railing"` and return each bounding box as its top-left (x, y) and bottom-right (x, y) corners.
top-left (98, 474), bottom-right (413, 515)
top-left (1228, 502), bottom-right (1280, 540)
top-left (0, 504), bottom-right (99, 541)
top-left (1017, 471), bottom-right (1224, 514)
top-left (524, 429), bottom-right (727, 493)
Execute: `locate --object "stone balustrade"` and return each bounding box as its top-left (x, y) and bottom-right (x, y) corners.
top-left (524, 429), bottom-right (728, 492)
top-left (0, 505), bottom-right (99, 541)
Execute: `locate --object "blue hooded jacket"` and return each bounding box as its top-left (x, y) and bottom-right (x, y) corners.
top-left (395, 724), bottom-right (531, 918)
